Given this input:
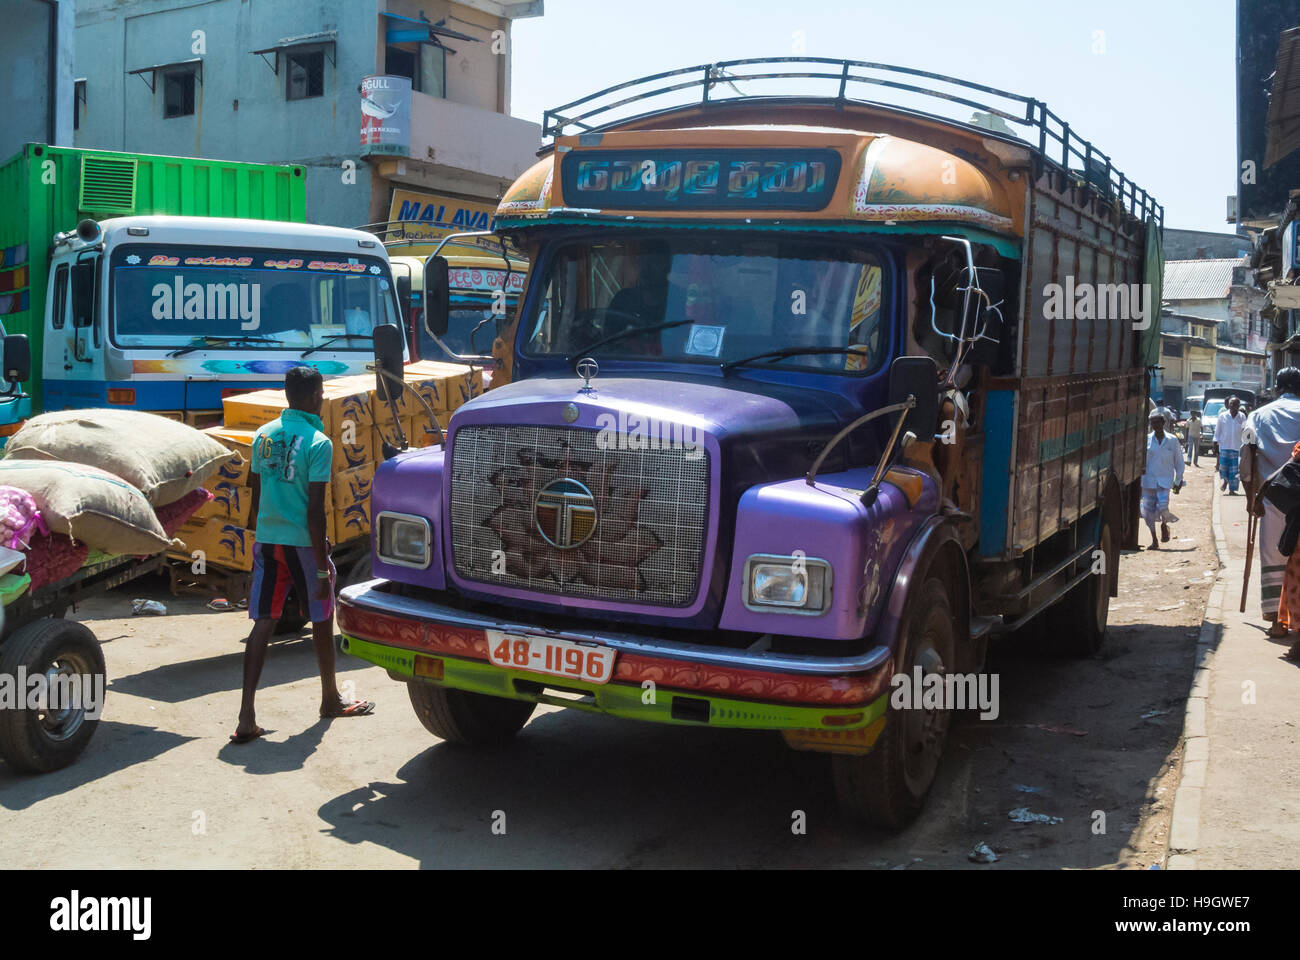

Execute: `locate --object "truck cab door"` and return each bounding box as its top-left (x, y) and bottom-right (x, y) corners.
top-left (70, 253), bottom-right (100, 364)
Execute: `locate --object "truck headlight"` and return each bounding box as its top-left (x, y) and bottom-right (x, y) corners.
top-left (743, 554), bottom-right (832, 614)
top-left (376, 512), bottom-right (432, 569)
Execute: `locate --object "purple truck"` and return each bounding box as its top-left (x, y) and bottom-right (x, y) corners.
top-left (337, 62), bottom-right (1162, 826)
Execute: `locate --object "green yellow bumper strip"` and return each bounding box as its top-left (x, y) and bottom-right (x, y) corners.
top-left (342, 633), bottom-right (889, 732)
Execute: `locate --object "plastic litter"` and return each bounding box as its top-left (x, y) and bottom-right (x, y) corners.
top-left (131, 598), bottom-right (167, 616)
top-left (207, 598), bottom-right (233, 611)
top-left (1013, 784), bottom-right (1043, 794)
top-left (1008, 807), bottom-right (1063, 824)
top-left (968, 842), bottom-right (999, 863)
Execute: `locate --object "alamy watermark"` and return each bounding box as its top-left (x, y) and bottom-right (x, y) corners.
top-left (0, 667), bottom-right (105, 718)
top-left (890, 666), bottom-right (1000, 720)
top-left (1042, 277), bottom-right (1153, 331)
top-left (595, 411), bottom-right (703, 460)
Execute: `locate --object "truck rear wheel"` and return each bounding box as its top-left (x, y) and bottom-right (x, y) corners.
top-left (0, 619), bottom-right (105, 773)
top-left (1044, 517), bottom-right (1114, 656)
top-left (407, 681), bottom-right (535, 746)
top-left (833, 577), bottom-right (956, 828)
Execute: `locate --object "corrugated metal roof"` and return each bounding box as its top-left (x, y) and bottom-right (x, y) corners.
top-left (1162, 258), bottom-right (1249, 300)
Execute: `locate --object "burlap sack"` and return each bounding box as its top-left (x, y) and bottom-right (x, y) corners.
top-left (0, 460), bottom-right (180, 556)
top-left (4, 409), bottom-right (237, 506)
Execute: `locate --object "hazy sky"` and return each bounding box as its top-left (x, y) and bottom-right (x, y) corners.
top-left (511, 0), bottom-right (1237, 234)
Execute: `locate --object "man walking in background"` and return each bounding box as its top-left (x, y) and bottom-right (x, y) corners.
top-left (232, 365), bottom-right (374, 744)
top-left (1216, 395), bottom-right (1246, 494)
top-left (1186, 407), bottom-right (1202, 466)
top-left (1141, 410), bottom-right (1185, 550)
top-left (1243, 369), bottom-right (1300, 637)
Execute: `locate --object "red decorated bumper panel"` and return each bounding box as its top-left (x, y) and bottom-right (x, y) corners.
top-left (337, 598), bottom-right (890, 707)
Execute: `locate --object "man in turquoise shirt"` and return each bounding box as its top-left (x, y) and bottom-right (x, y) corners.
top-left (232, 366), bottom-right (373, 744)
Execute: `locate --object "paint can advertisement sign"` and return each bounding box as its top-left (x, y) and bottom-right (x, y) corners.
top-left (360, 76), bottom-right (411, 156)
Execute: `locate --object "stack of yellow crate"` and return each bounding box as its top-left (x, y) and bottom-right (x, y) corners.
top-left (171, 363), bottom-right (480, 573)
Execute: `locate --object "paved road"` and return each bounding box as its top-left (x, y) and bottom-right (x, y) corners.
top-left (0, 473), bottom-right (1216, 868)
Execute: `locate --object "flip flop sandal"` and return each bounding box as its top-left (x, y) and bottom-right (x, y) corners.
top-left (229, 726), bottom-right (267, 744)
top-left (323, 700), bottom-right (375, 719)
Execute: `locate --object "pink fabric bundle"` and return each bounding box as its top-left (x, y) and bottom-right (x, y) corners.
top-left (155, 487), bottom-right (212, 536)
top-left (25, 533), bottom-right (90, 590)
top-left (0, 484), bottom-right (47, 550)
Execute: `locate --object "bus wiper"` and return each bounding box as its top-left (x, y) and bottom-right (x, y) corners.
top-left (167, 335), bottom-right (283, 357)
top-left (301, 334), bottom-right (375, 358)
top-left (721, 346), bottom-right (867, 375)
top-left (568, 318), bottom-right (695, 364)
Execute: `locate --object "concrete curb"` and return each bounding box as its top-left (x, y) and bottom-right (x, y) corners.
top-left (1165, 482), bottom-right (1227, 871)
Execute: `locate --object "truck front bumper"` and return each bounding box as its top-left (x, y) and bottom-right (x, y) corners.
top-left (337, 580), bottom-right (895, 749)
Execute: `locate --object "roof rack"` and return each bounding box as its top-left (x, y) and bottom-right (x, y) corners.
top-left (543, 57), bottom-right (1162, 225)
top-left (358, 220), bottom-right (524, 257)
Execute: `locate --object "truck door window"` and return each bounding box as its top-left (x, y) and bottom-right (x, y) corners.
top-left (51, 263), bottom-right (69, 330)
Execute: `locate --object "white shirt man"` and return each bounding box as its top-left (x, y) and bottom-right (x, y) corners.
top-left (1243, 387), bottom-right (1300, 628)
top-left (1140, 415), bottom-right (1185, 548)
top-left (1215, 398), bottom-right (1247, 494)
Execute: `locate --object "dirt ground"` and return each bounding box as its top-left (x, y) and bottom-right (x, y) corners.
top-left (0, 462), bottom-right (1216, 868)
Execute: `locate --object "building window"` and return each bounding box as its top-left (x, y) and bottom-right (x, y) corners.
top-left (385, 43), bottom-right (445, 97)
top-left (73, 79), bottom-right (86, 131)
top-left (1163, 340), bottom-right (1184, 358)
top-left (286, 50), bottom-right (324, 100)
top-left (163, 70), bottom-right (196, 118)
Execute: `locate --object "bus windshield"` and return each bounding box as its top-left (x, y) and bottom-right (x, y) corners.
top-left (522, 234), bottom-right (888, 373)
top-left (109, 244), bottom-right (401, 349)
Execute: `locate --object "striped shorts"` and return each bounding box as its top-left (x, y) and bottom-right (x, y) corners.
top-left (249, 542), bottom-right (336, 624)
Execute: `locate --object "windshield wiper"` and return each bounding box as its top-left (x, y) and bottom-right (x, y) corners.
top-left (721, 346), bottom-right (868, 375)
top-left (167, 335), bottom-right (283, 358)
top-left (301, 334), bottom-right (375, 358)
top-left (568, 318), bottom-right (695, 364)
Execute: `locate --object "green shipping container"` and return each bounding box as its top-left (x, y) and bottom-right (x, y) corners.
top-left (0, 143), bottom-right (307, 410)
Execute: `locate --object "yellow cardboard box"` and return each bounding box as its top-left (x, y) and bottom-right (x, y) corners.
top-left (334, 501), bottom-right (370, 541)
top-left (203, 426), bottom-right (254, 486)
top-left (408, 411), bottom-right (452, 447)
top-left (173, 517), bottom-right (256, 572)
top-left (223, 380), bottom-right (373, 438)
top-left (221, 389), bottom-right (290, 432)
top-left (404, 360), bottom-right (483, 411)
top-left (196, 480), bottom-right (253, 526)
top-left (332, 461), bottom-right (376, 510)
top-left (331, 418), bottom-right (373, 471)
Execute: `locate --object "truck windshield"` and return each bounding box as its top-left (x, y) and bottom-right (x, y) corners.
top-left (523, 234), bottom-right (888, 373)
top-left (109, 244), bottom-right (400, 349)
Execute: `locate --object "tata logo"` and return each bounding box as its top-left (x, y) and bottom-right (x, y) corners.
top-left (534, 478), bottom-right (597, 549)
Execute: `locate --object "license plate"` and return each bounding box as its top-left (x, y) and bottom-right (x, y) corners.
top-left (486, 630), bottom-right (616, 684)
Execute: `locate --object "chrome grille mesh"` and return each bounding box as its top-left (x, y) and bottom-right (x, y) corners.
top-left (449, 425), bottom-right (709, 606)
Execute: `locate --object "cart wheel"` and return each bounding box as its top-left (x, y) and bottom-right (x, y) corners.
top-left (0, 618), bottom-right (105, 773)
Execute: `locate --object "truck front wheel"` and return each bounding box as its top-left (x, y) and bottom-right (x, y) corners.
top-left (407, 682), bottom-right (535, 746)
top-left (832, 577), bottom-right (956, 829)
top-left (0, 619), bottom-right (105, 773)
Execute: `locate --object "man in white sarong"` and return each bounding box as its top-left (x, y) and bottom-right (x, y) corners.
top-left (1140, 411), bottom-right (1185, 550)
top-left (1242, 368), bottom-right (1300, 634)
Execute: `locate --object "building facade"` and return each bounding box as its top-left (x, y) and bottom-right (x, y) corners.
top-left (0, 0), bottom-right (76, 162)
top-left (71, 0), bottom-right (543, 232)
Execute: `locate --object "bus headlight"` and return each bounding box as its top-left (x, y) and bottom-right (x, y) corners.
top-left (376, 512), bottom-right (432, 569)
top-left (743, 554), bottom-right (831, 614)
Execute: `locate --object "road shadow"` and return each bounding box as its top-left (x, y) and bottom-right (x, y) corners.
top-left (0, 720), bottom-right (194, 810)
top-left (217, 718), bottom-right (332, 775)
top-left (109, 636), bottom-right (371, 704)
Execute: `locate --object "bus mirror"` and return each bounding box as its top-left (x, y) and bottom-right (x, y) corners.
top-left (423, 255), bottom-right (450, 337)
top-left (71, 260), bottom-right (95, 328)
top-left (889, 355), bottom-right (940, 440)
top-left (3, 335), bottom-right (30, 383)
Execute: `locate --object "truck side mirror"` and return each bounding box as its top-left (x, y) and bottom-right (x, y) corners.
top-left (395, 271), bottom-right (412, 320)
top-left (3, 335), bottom-right (29, 383)
top-left (889, 355), bottom-right (940, 440)
top-left (423, 255), bottom-right (450, 337)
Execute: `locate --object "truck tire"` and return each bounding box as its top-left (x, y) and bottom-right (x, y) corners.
top-left (832, 577), bottom-right (956, 828)
top-left (407, 681), bottom-right (535, 746)
top-left (0, 619), bottom-right (105, 773)
top-left (1044, 516), bottom-right (1114, 656)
